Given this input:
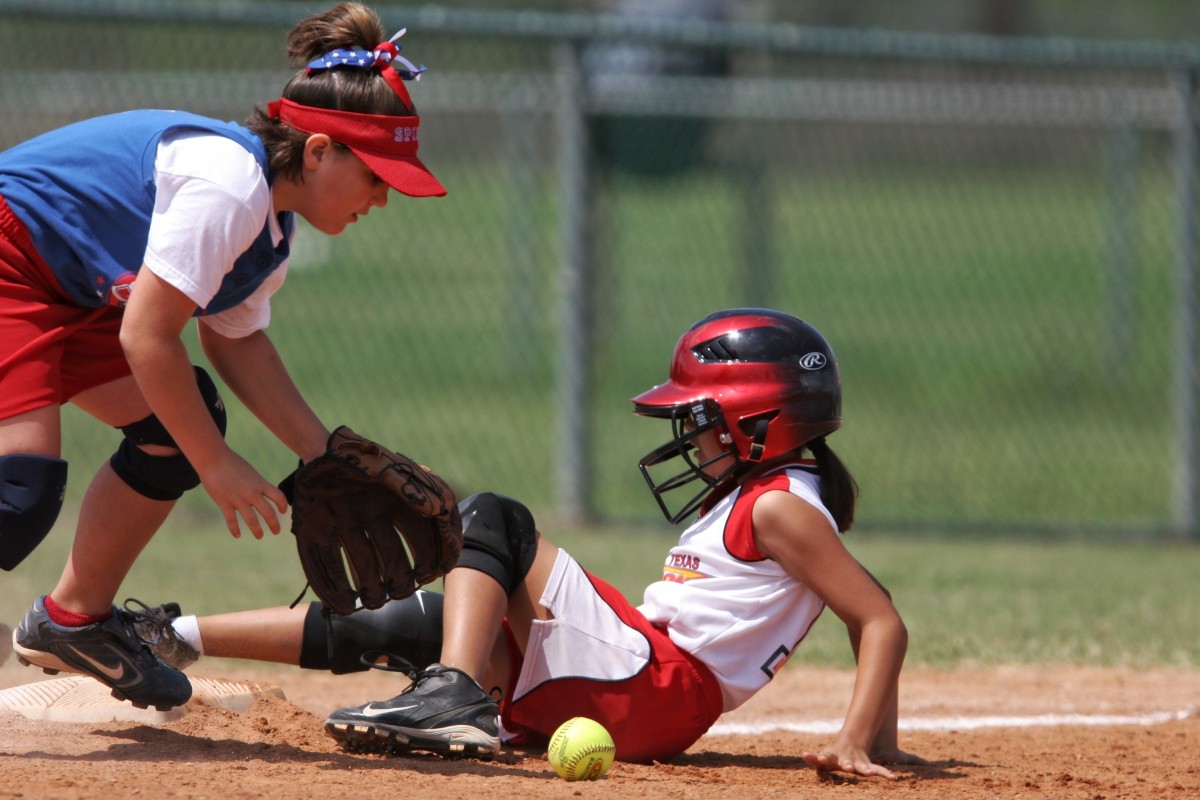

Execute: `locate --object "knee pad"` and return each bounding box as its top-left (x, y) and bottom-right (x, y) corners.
top-left (300, 592), bottom-right (444, 674)
top-left (457, 492), bottom-right (539, 597)
top-left (0, 454), bottom-right (68, 571)
top-left (109, 366), bottom-right (227, 501)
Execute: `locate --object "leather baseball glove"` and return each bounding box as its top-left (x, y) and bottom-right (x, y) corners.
top-left (283, 426), bottom-right (463, 616)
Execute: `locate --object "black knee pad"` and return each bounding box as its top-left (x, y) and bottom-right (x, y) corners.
top-left (110, 366), bottom-right (227, 501)
top-left (300, 592), bottom-right (444, 674)
top-left (0, 454), bottom-right (69, 571)
top-left (457, 492), bottom-right (539, 597)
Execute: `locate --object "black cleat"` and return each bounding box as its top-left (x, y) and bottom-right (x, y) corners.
top-left (13, 595), bottom-right (192, 711)
top-left (325, 663), bottom-right (500, 758)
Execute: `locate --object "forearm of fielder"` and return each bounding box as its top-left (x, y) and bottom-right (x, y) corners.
top-left (199, 324), bottom-right (328, 463)
top-left (119, 269), bottom-right (230, 473)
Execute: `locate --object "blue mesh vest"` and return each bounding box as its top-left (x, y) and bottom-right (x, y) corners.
top-left (0, 110), bottom-right (292, 314)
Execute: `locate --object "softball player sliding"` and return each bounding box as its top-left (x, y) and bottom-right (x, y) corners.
top-left (158, 308), bottom-right (925, 779)
top-left (0, 2), bottom-right (443, 712)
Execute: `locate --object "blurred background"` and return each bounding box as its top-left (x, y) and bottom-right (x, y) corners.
top-left (2, 0), bottom-right (1200, 540)
top-left (2, 0), bottom-right (1199, 671)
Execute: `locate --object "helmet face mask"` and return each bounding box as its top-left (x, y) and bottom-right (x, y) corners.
top-left (632, 308), bottom-right (842, 524)
top-left (636, 399), bottom-right (739, 525)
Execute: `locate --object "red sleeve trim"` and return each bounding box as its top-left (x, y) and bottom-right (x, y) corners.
top-left (723, 472), bottom-right (793, 562)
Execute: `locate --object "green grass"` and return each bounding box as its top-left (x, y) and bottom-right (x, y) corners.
top-left (5, 516), bottom-right (1197, 671)
top-left (37, 142), bottom-right (1188, 537)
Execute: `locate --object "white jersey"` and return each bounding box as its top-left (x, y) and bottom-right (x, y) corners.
top-left (638, 464), bottom-right (834, 711)
top-left (149, 131), bottom-right (289, 338)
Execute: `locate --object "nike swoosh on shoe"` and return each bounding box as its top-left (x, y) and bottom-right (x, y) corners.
top-left (358, 703), bottom-right (421, 718)
top-left (64, 645), bottom-right (132, 683)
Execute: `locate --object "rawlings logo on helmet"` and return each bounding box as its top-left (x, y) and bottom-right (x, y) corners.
top-left (799, 352), bottom-right (827, 370)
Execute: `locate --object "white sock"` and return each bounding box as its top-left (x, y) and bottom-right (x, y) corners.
top-left (171, 615), bottom-right (205, 655)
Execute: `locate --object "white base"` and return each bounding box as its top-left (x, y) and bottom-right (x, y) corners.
top-left (0, 674), bottom-right (285, 724)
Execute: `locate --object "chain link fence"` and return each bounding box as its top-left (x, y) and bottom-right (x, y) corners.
top-left (2, 1), bottom-right (1198, 538)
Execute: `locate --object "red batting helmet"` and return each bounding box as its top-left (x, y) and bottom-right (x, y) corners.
top-left (631, 308), bottom-right (842, 523)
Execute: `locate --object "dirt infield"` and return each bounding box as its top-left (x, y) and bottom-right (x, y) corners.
top-left (1, 657), bottom-right (1196, 800)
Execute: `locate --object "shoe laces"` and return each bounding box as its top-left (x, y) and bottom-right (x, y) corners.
top-left (358, 652), bottom-right (446, 700)
top-left (96, 607), bottom-right (160, 664)
top-left (121, 598), bottom-right (181, 646)
top-left (358, 650), bottom-right (420, 677)
top-left (358, 654), bottom-right (486, 698)
top-left (362, 657), bottom-right (475, 695)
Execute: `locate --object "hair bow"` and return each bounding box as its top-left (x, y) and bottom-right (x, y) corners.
top-left (305, 28), bottom-right (426, 81)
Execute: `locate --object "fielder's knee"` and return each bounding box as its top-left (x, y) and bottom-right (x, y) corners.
top-left (457, 491), bottom-right (539, 597)
top-left (109, 366), bottom-right (227, 501)
top-left (0, 454), bottom-right (68, 571)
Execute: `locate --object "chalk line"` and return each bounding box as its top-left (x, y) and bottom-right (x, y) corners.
top-left (707, 708), bottom-right (1196, 737)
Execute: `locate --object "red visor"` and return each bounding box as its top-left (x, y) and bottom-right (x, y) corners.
top-left (268, 97), bottom-right (446, 197)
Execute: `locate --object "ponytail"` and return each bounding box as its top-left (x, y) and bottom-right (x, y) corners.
top-left (807, 436), bottom-right (858, 532)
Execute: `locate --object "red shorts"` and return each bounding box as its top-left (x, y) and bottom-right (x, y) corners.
top-left (0, 196), bottom-right (130, 420)
top-left (498, 550), bottom-right (725, 763)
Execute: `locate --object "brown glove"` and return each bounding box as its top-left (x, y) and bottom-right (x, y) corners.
top-left (285, 426), bottom-right (463, 616)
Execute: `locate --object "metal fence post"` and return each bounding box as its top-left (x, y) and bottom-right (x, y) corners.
top-left (740, 123), bottom-right (775, 306)
top-left (504, 84), bottom-right (542, 373)
top-left (1172, 68), bottom-right (1199, 538)
top-left (1104, 117), bottom-right (1138, 366)
top-left (554, 40), bottom-right (593, 523)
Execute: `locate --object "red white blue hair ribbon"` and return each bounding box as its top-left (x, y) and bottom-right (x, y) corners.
top-left (305, 29), bottom-right (426, 105)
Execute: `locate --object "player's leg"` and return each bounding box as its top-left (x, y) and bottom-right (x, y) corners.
top-left (439, 491), bottom-right (548, 680)
top-left (189, 605), bottom-right (309, 665)
top-left (438, 532), bottom-right (559, 690)
top-left (0, 402), bottom-right (61, 456)
top-left (438, 561), bottom-right (513, 678)
top-left (51, 362), bottom-right (227, 613)
top-left (487, 533), bottom-right (559, 656)
top-left (49, 374), bottom-right (173, 612)
top-left (0, 253), bottom-right (71, 571)
top-left (0, 405), bottom-right (67, 570)
top-left (0, 405), bottom-right (64, 675)
top-left (323, 571), bottom-right (513, 757)
top-left (325, 492), bottom-right (542, 757)
top-left (12, 373), bottom-right (192, 711)
top-left (148, 594), bottom-right (445, 674)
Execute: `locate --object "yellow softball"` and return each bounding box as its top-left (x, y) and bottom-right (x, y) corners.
top-left (547, 717), bottom-right (616, 781)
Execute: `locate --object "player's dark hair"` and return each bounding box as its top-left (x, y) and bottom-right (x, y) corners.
top-left (247, 2), bottom-right (417, 181)
top-left (807, 436), bottom-right (858, 532)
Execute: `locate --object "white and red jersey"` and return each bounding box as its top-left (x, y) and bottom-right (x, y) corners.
top-left (501, 463), bottom-right (837, 760)
top-left (638, 464), bottom-right (834, 712)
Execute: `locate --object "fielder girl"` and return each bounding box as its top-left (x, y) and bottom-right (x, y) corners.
top-left (0, 2), bottom-right (443, 711)
top-left (159, 308), bottom-right (923, 779)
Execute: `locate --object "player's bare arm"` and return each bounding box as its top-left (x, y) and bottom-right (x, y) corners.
top-left (198, 324), bottom-right (328, 463)
top-left (752, 489), bottom-right (910, 779)
top-left (121, 269), bottom-right (286, 539)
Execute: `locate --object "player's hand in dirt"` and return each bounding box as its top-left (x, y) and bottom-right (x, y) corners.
top-left (870, 745), bottom-right (928, 766)
top-left (802, 744), bottom-right (899, 780)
